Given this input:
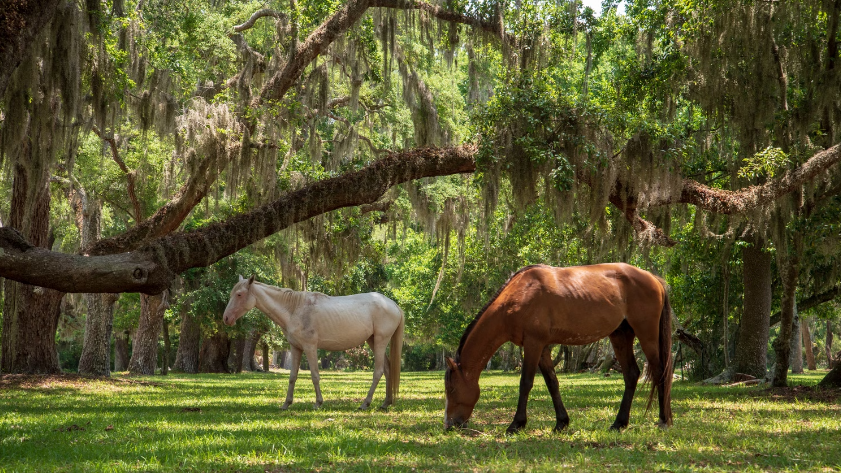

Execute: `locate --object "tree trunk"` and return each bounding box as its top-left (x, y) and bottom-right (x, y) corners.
top-left (114, 330), bottom-right (130, 372)
top-left (262, 342), bottom-right (271, 371)
top-left (802, 316), bottom-right (816, 371)
top-left (199, 329), bottom-right (230, 373)
top-left (789, 309), bottom-right (803, 374)
top-left (826, 321), bottom-right (834, 369)
top-left (172, 312), bottom-right (201, 373)
top-left (1, 163), bottom-right (64, 374)
top-left (772, 231), bottom-right (802, 387)
top-left (818, 362), bottom-right (841, 387)
top-left (733, 238), bottom-right (772, 380)
top-left (128, 291), bottom-right (169, 375)
top-left (161, 317), bottom-right (170, 375)
top-left (230, 335), bottom-right (246, 373)
top-left (241, 330), bottom-right (263, 371)
top-left (77, 293), bottom-right (119, 376)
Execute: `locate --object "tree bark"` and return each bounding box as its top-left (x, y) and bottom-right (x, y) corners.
top-left (772, 231), bottom-right (803, 387)
top-left (172, 312), bottom-right (201, 373)
top-left (161, 317), bottom-right (170, 375)
top-left (789, 309), bottom-right (803, 374)
top-left (114, 330), bottom-right (130, 372)
top-left (818, 362), bottom-right (841, 387)
top-left (241, 330), bottom-right (263, 371)
top-left (826, 321), bottom-right (835, 369)
top-left (802, 316), bottom-right (816, 371)
top-left (1, 162), bottom-right (64, 374)
top-left (230, 335), bottom-right (246, 374)
top-left (733, 238), bottom-right (772, 380)
top-left (128, 291), bottom-right (169, 375)
top-left (199, 328), bottom-right (230, 373)
top-left (77, 293), bottom-right (119, 376)
top-left (0, 0), bottom-right (61, 96)
top-left (262, 342), bottom-right (271, 371)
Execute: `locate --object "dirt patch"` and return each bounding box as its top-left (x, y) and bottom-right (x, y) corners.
top-left (752, 385), bottom-right (841, 403)
top-left (0, 374), bottom-right (162, 390)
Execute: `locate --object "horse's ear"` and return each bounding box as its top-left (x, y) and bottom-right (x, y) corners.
top-left (238, 274), bottom-right (245, 282)
top-left (247, 274), bottom-right (255, 286)
top-left (445, 357), bottom-right (459, 371)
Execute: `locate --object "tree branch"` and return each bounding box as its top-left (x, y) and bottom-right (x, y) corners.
top-left (0, 145), bottom-right (477, 293)
top-left (91, 125), bottom-right (143, 223)
top-left (769, 283), bottom-right (841, 327)
top-left (233, 8), bottom-right (286, 33)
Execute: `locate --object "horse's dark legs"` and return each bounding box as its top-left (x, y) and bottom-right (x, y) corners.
top-left (639, 339), bottom-right (668, 427)
top-left (507, 345), bottom-right (542, 434)
top-left (608, 321), bottom-right (640, 431)
top-left (538, 345), bottom-right (570, 432)
top-left (281, 346), bottom-right (303, 410)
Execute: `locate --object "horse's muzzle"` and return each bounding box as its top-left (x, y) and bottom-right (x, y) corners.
top-left (444, 417), bottom-right (467, 431)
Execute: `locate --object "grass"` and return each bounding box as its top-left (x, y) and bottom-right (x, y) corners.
top-left (1, 369), bottom-right (839, 472)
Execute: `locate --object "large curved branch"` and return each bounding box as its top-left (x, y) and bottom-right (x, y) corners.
top-left (370, 0), bottom-right (506, 40)
top-left (769, 283), bottom-right (841, 327)
top-left (673, 143), bottom-right (841, 213)
top-left (0, 145), bottom-right (477, 293)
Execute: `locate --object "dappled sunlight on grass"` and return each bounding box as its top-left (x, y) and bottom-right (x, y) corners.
top-left (1, 370), bottom-right (839, 471)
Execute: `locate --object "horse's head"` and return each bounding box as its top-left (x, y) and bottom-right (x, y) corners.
top-left (223, 275), bottom-right (257, 326)
top-left (443, 357), bottom-right (479, 430)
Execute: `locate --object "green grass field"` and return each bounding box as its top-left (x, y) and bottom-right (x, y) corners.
top-left (1, 369), bottom-right (839, 472)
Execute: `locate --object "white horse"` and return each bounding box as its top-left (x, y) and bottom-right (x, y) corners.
top-left (223, 275), bottom-right (405, 410)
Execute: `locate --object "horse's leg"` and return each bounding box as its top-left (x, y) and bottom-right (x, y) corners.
top-left (608, 320), bottom-right (640, 431)
top-left (366, 335), bottom-right (392, 407)
top-left (281, 346), bottom-right (303, 410)
top-left (303, 345), bottom-right (324, 409)
top-left (361, 336), bottom-right (388, 410)
top-left (538, 345), bottom-right (570, 432)
top-left (507, 343), bottom-right (542, 434)
top-left (638, 337), bottom-right (667, 427)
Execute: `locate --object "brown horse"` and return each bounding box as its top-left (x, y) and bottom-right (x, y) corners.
top-left (444, 263), bottom-right (673, 433)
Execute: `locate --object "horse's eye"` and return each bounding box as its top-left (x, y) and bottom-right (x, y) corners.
top-left (237, 294), bottom-right (241, 297)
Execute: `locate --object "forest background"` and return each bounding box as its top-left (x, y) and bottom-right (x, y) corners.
top-left (0, 0), bottom-right (840, 389)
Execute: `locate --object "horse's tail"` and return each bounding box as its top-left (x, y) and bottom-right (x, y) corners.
top-left (647, 278), bottom-right (674, 425)
top-left (388, 311), bottom-right (404, 403)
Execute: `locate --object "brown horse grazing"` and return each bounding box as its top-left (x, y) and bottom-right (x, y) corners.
top-left (444, 263), bottom-right (673, 433)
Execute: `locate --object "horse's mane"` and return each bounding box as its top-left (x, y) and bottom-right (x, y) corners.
top-left (454, 264), bottom-right (547, 362)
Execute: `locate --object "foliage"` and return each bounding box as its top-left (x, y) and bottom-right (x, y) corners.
top-left (1, 372), bottom-right (839, 471)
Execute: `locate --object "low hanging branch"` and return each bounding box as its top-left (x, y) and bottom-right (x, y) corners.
top-left (233, 8), bottom-right (286, 33)
top-left (0, 145), bottom-right (477, 294)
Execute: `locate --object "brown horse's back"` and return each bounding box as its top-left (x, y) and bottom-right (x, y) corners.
top-left (490, 263), bottom-right (666, 347)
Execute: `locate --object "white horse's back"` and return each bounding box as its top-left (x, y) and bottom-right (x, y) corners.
top-left (310, 292), bottom-right (402, 351)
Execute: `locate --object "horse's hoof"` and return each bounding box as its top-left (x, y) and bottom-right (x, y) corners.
top-left (609, 423), bottom-right (627, 432)
top-left (505, 424), bottom-right (526, 435)
top-left (280, 402), bottom-right (292, 410)
top-left (358, 403), bottom-right (371, 411)
top-left (657, 421), bottom-right (670, 429)
top-left (313, 403), bottom-right (322, 410)
top-left (378, 404), bottom-right (391, 411)
top-left (553, 420), bottom-right (570, 432)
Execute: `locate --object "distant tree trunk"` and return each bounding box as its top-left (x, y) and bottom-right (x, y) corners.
top-left (802, 318), bottom-right (816, 371)
top-left (789, 309), bottom-right (803, 374)
top-left (826, 321), bottom-right (835, 369)
top-left (75, 194), bottom-right (120, 377)
top-left (241, 330), bottom-right (263, 371)
top-left (1, 163), bottom-right (64, 374)
top-left (78, 293), bottom-right (119, 376)
top-left (262, 342), bottom-right (271, 371)
top-left (128, 291), bottom-right (169, 375)
top-left (230, 335), bottom-right (246, 373)
top-left (734, 238), bottom-right (772, 380)
top-left (172, 312), bottom-right (201, 373)
top-left (161, 317), bottom-right (170, 375)
top-left (199, 329), bottom-right (230, 373)
top-left (772, 231), bottom-right (802, 387)
top-left (114, 330), bottom-right (130, 372)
